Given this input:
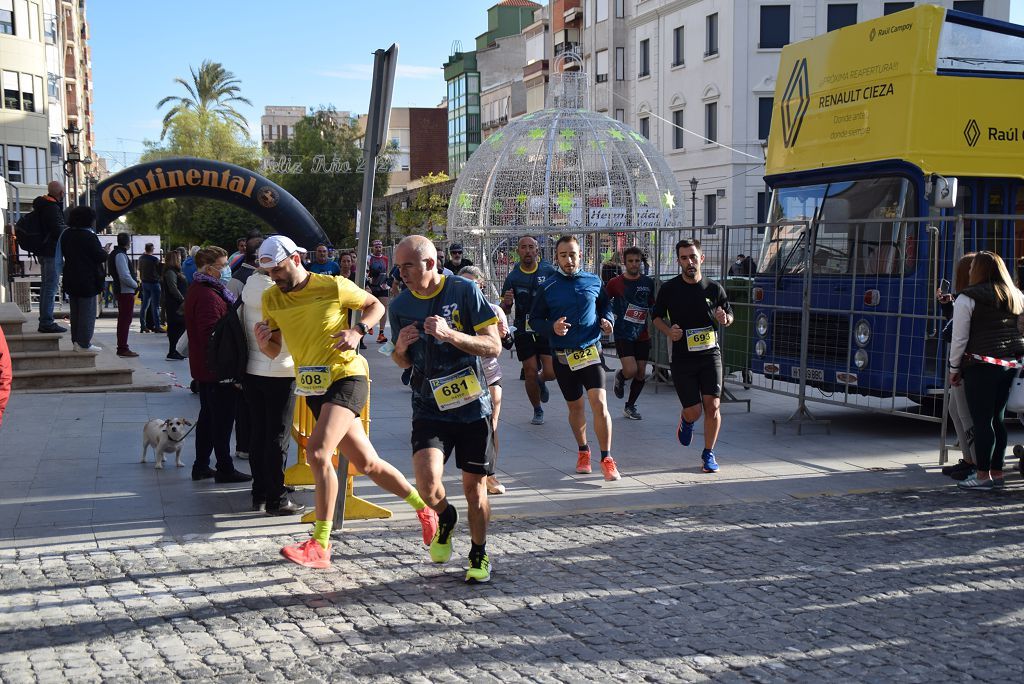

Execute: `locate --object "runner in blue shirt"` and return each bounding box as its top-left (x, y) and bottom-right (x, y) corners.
top-left (530, 235), bottom-right (621, 482)
top-left (606, 246), bottom-right (656, 420)
top-left (500, 236), bottom-right (557, 425)
top-left (389, 235), bottom-right (501, 584)
top-left (307, 244), bottom-right (341, 276)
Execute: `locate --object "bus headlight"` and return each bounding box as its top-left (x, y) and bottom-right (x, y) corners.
top-left (855, 319), bottom-right (871, 347)
top-left (854, 349), bottom-right (869, 369)
top-left (755, 314), bottom-right (769, 337)
top-left (755, 340), bottom-right (767, 357)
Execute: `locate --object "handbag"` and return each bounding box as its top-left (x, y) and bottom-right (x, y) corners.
top-left (1006, 367), bottom-right (1024, 413)
top-left (175, 331), bottom-right (189, 357)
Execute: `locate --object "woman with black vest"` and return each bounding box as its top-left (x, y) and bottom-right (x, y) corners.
top-left (948, 251), bottom-right (1024, 490)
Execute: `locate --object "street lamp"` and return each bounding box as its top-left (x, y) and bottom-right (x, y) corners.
top-left (689, 177), bottom-right (698, 228)
top-left (63, 123), bottom-right (82, 204)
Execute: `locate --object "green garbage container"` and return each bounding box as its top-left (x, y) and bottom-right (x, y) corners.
top-left (723, 277), bottom-right (753, 383)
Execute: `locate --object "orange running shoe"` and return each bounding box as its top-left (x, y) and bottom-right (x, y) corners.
top-left (601, 457), bottom-right (622, 481)
top-left (576, 450), bottom-right (592, 474)
top-left (416, 507), bottom-right (438, 545)
top-left (280, 538), bottom-right (331, 569)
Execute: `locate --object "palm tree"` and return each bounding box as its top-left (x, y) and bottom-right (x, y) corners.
top-left (157, 60), bottom-right (253, 139)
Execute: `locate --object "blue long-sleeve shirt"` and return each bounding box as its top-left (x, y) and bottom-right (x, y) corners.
top-left (529, 270), bottom-right (611, 351)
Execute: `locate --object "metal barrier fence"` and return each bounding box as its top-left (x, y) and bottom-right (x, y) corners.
top-left (458, 215), bottom-right (1024, 436)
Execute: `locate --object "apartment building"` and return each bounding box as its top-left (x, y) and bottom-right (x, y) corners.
top-left (1, 0), bottom-right (93, 212)
top-left (625, 0), bottom-right (1009, 227)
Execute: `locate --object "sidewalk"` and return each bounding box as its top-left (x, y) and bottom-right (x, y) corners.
top-left (1, 314), bottom-right (1000, 552)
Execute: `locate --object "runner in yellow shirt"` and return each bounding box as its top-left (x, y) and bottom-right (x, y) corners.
top-left (254, 235), bottom-right (437, 569)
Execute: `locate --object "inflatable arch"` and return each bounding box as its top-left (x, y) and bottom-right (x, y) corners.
top-left (94, 157), bottom-right (330, 248)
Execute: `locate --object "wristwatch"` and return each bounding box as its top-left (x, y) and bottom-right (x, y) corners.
top-left (354, 322), bottom-right (369, 335)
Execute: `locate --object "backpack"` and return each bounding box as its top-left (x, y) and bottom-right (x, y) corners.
top-left (205, 291), bottom-right (248, 382)
top-left (14, 211), bottom-right (46, 255)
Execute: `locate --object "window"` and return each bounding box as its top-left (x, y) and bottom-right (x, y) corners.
top-left (47, 72), bottom-right (58, 99)
top-left (0, 0), bottom-right (13, 34)
top-left (28, 1), bottom-right (37, 39)
top-left (21, 72), bottom-right (34, 112)
top-left (597, 0), bottom-right (608, 23)
top-left (759, 5), bottom-right (790, 49)
top-left (758, 97), bottom-right (773, 140)
top-left (615, 47), bottom-right (624, 80)
top-left (525, 33), bottom-right (544, 64)
top-left (883, 2), bottom-right (913, 15)
top-left (615, 108), bottom-right (625, 123)
top-left (705, 101), bottom-right (717, 143)
top-left (953, 1), bottom-right (984, 14)
top-left (705, 194), bottom-right (717, 226)
top-left (672, 26), bottom-right (684, 66)
top-left (43, 9), bottom-right (53, 43)
top-left (705, 13), bottom-right (718, 56)
top-left (585, 0), bottom-right (592, 27)
top-left (34, 75), bottom-right (42, 108)
top-left (826, 4), bottom-right (857, 31)
top-left (638, 39), bottom-right (650, 76)
top-left (7, 145), bottom-right (22, 183)
top-left (3, 71), bottom-right (19, 110)
top-left (639, 116), bottom-right (650, 139)
top-left (757, 191), bottom-right (769, 225)
top-left (615, 0), bottom-right (624, 18)
top-left (23, 145), bottom-right (38, 185)
top-left (13, 0), bottom-right (25, 36)
top-left (596, 49), bottom-right (608, 82)
top-left (672, 109), bottom-right (684, 149)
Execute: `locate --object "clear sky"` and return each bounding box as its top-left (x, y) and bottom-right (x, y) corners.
top-left (89, 0), bottom-right (500, 171)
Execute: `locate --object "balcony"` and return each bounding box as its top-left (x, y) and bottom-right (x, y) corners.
top-left (523, 59), bottom-right (549, 79)
top-left (596, 74), bottom-right (608, 83)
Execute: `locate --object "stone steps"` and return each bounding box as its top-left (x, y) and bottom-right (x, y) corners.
top-left (11, 366), bottom-right (135, 391)
top-left (12, 349), bottom-right (97, 372)
top-left (4, 332), bottom-right (63, 353)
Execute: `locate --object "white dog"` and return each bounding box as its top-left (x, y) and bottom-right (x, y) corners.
top-left (141, 418), bottom-right (194, 469)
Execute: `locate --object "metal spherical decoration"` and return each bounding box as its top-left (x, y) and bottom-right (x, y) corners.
top-left (447, 70), bottom-right (685, 243)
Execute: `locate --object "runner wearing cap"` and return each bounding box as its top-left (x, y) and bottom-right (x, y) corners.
top-left (254, 235), bottom-right (438, 569)
top-left (367, 240), bottom-right (390, 344)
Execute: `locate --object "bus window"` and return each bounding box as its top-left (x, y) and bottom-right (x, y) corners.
top-left (758, 184), bottom-right (825, 274)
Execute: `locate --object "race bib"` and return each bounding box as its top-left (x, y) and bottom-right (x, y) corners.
top-left (686, 327), bottom-right (716, 352)
top-left (623, 304), bottom-right (648, 325)
top-left (295, 365), bottom-right (331, 396)
top-left (429, 366), bottom-right (483, 411)
top-left (564, 344), bottom-right (601, 371)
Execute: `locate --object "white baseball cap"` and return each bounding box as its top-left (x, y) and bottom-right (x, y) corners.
top-left (258, 235), bottom-right (308, 266)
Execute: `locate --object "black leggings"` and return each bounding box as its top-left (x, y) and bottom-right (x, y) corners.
top-left (963, 363), bottom-right (1016, 472)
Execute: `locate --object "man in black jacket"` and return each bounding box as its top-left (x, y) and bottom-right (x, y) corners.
top-left (59, 206), bottom-right (106, 351)
top-left (34, 181), bottom-right (67, 333)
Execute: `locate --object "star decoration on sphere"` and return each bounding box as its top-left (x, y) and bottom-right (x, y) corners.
top-left (514, 145), bottom-right (528, 156)
top-left (492, 200), bottom-right (503, 214)
top-left (557, 190), bottom-right (574, 214)
top-left (528, 128), bottom-right (546, 140)
top-left (663, 191), bottom-right (676, 209)
top-left (637, 192), bottom-right (648, 205)
top-left (558, 141), bottom-right (572, 153)
top-left (458, 192), bottom-right (473, 211)
top-left (516, 192), bottom-right (528, 205)
top-left (629, 131), bottom-right (646, 142)
top-left (560, 128), bottom-right (576, 139)
top-left (608, 129), bottom-right (625, 141)
top-left (489, 131), bottom-right (505, 145)
top-left (589, 140), bottom-right (608, 150)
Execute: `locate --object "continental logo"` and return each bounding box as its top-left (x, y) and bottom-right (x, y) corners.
top-left (781, 58), bottom-right (810, 148)
top-left (101, 167), bottom-right (257, 213)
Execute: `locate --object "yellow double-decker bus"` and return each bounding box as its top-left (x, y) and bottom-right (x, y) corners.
top-left (754, 5), bottom-right (1024, 407)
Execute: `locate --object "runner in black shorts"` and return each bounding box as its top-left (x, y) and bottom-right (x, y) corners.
top-left (530, 235), bottom-right (621, 482)
top-left (389, 236), bottom-right (502, 584)
top-left (651, 238), bottom-right (734, 474)
top-left (606, 246), bottom-right (656, 420)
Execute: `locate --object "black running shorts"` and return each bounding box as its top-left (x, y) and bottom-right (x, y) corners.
top-left (411, 417), bottom-right (495, 476)
top-left (305, 375), bottom-right (369, 419)
top-left (552, 353), bottom-right (606, 402)
top-left (514, 332), bottom-right (551, 362)
top-left (670, 354), bottom-right (723, 408)
top-left (614, 338), bottom-right (651, 362)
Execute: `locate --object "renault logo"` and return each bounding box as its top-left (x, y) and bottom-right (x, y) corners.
top-left (964, 119), bottom-right (980, 147)
top-left (781, 58), bottom-right (810, 149)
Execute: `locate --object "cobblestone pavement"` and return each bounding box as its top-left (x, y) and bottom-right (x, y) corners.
top-left (1, 488), bottom-right (1022, 683)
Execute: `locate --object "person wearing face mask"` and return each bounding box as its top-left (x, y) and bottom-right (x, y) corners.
top-left (529, 235), bottom-right (620, 482)
top-left (184, 246), bottom-right (252, 485)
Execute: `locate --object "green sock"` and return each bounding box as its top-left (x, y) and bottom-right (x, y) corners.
top-left (404, 490), bottom-right (427, 511)
top-left (312, 520), bottom-right (332, 549)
